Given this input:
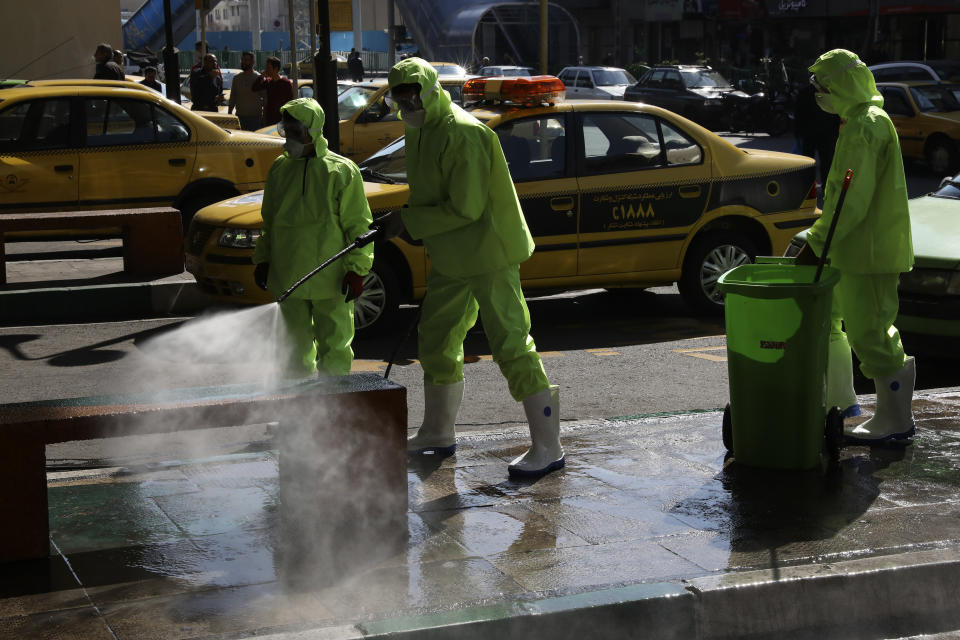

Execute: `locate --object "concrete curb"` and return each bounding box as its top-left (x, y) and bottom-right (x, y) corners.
top-left (248, 546), bottom-right (960, 640)
top-left (0, 280), bottom-right (210, 324)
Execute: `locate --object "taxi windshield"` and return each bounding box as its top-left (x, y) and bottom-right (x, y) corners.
top-left (910, 85), bottom-right (960, 113)
top-left (680, 69), bottom-right (733, 89)
top-left (359, 136), bottom-right (408, 183)
top-left (338, 86), bottom-right (379, 120)
top-left (592, 69), bottom-right (636, 86)
top-left (433, 64), bottom-right (467, 76)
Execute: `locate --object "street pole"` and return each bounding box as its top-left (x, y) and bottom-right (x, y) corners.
top-left (314, 0), bottom-right (339, 151)
top-left (162, 0), bottom-right (181, 102)
top-left (387, 0), bottom-right (395, 68)
top-left (539, 0), bottom-right (548, 74)
top-left (309, 0), bottom-right (317, 65)
top-left (287, 0), bottom-right (298, 84)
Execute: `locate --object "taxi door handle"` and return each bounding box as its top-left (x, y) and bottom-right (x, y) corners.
top-left (678, 185), bottom-right (701, 198)
top-left (168, 158), bottom-right (186, 167)
top-left (54, 164), bottom-right (73, 172)
top-left (550, 196), bottom-right (574, 212)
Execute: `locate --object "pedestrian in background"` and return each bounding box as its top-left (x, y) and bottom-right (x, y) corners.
top-left (348, 48), bottom-right (364, 82)
top-left (252, 98), bottom-right (373, 377)
top-left (190, 53), bottom-right (224, 112)
top-left (139, 66), bottom-right (163, 92)
top-left (383, 57), bottom-right (565, 478)
top-left (229, 51), bottom-right (264, 130)
top-left (252, 57), bottom-right (294, 127)
top-left (794, 81), bottom-right (841, 191)
top-left (93, 43), bottom-right (124, 81)
top-left (795, 49), bottom-right (915, 445)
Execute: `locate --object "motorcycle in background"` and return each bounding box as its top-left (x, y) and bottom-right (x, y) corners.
top-left (723, 78), bottom-right (793, 136)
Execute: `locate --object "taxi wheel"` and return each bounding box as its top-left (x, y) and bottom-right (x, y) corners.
top-left (354, 260), bottom-right (401, 336)
top-left (679, 231), bottom-right (756, 315)
top-left (925, 137), bottom-right (958, 175)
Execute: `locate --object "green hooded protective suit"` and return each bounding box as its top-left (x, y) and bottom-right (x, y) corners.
top-left (252, 97), bottom-right (373, 376)
top-left (807, 49), bottom-right (913, 379)
top-left (388, 57), bottom-right (548, 400)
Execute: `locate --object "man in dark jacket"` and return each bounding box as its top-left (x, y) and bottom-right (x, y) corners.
top-left (190, 53), bottom-right (224, 112)
top-left (93, 43), bottom-right (124, 81)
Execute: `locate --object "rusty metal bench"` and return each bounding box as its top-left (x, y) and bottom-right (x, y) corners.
top-left (0, 374), bottom-right (407, 562)
top-left (0, 207), bottom-right (184, 285)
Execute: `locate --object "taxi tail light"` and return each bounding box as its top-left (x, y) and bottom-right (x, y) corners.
top-left (805, 182), bottom-right (817, 200)
top-left (462, 75), bottom-right (566, 106)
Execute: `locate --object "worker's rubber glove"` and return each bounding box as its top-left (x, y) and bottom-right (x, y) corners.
top-left (374, 209), bottom-right (407, 240)
top-left (794, 242), bottom-right (819, 266)
top-left (342, 271), bottom-right (364, 302)
top-left (254, 262), bottom-right (270, 290)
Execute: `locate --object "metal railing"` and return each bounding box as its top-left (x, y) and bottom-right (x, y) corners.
top-left (178, 49), bottom-right (389, 76)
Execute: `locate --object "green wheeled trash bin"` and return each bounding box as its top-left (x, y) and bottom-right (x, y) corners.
top-left (717, 258), bottom-right (845, 470)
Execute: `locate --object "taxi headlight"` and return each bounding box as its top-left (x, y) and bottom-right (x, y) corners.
top-left (898, 268), bottom-right (960, 296)
top-left (218, 228), bottom-right (262, 248)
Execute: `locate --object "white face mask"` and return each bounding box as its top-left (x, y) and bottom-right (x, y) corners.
top-left (284, 138), bottom-right (307, 158)
top-left (402, 108), bottom-right (426, 128)
top-left (815, 92), bottom-right (837, 114)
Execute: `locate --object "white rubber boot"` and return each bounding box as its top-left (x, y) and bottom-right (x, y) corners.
top-left (827, 335), bottom-right (861, 418)
top-left (508, 385), bottom-right (565, 477)
top-left (407, 380), bottom-right (463, 456)
top-left (845, 356), bottom-right (916, 444)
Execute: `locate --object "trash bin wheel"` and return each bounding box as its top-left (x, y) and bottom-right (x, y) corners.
top-left (824, 406), bottom-right (844, 463)
top-left (722, 403), bottom-right (733, 453)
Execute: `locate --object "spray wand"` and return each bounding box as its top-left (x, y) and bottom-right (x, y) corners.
top-left (812, 169), bottom-right (853, 283)
top-left (276, 228), bottom-right (381, 304)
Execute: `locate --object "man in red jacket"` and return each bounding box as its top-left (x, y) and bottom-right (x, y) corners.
top-left (252, 57), bottom-right (295, 127)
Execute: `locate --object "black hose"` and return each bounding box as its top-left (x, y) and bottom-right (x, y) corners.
top-left (276, 228), bottom-right (380, 304)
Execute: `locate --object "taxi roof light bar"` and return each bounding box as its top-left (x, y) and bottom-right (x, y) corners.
top-left (462, 75), bottom-right (566, 107)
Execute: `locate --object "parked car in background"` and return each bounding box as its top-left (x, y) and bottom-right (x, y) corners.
top-left (186, 75), bottom-right (821, 331)
top-left (478, 65), bottom-right (535, 77)
top-left (0, 80), bottom-right (283, 226)
top-left (624, 65), bottom-right (737, 130)
top-left (870, 60), bottom-right (960, 85)
top-left (876, 81), bottom-right (960, 174)
top-left (786, 173), bottom-right (960, 352)
top-left (430, 62), bottom-right (470, 77)
top-left (556, 66), bottom-right (636, 99)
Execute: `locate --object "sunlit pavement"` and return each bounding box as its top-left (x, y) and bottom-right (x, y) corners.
top-left (2, 389), bottom-right (959, 639)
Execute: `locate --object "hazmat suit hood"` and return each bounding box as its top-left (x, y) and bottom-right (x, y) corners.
top-left (808, 49), bottom-right (883, 120)
top-left (387, 57), bottom-right (451, 126)
top-left (279, 97), bottom-right (329, 156)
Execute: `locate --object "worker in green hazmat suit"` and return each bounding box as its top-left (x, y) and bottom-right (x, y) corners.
top-left (796, 49), bottom-right (915, 444)
top-left (381, 57), bottom-right (563, 477)
top-left (252, 97), bottom-right (373, 377)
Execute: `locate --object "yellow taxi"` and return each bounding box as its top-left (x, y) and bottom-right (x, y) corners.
top-left (876, 81), bottom-right (960, 174)
top-left (257, 78), bottom-right (470, 162)
top-left (0, 80), bottom-right (283, 224)
top-left (186, 76), bottom-right (820, 331)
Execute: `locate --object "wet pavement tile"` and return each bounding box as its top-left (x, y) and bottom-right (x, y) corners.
top-left (49, 483), bottom-right (184, 554)
top-left (458, 459), bottom-right (615, 501)
top-left (522, 490), bottom-right (697, 544)
top-left (314, 556), bottom-right (526, 620)
top-left (98, 582), bottom-right (332, 640)
top-left (179, 456), bottom-right (279, 490)
top-left (0, 605), bottom-right (114, 639)
top-left (418, 502), bottom-right (591, 557)
top-left (407, 464), bottom-right (509, 512)
top-left (364, 512), bottom-right (472, 571)
top-left (0, 555), bottom-right (87, 618)
top-left (837, 502), bottom-right (960, 551)
top-left (152, 486), bottom-right (274, 537)
top-left (488, 538), bottom-right (705, 592)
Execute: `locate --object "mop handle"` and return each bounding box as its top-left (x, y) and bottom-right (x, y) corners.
top-left (276, 228), bottom-right (380, 303)
top-left (813, 169), bottom-right (853, 283)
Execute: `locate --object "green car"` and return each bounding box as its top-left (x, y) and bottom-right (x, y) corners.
top-left (785, 174), bottom-right (960, 351)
